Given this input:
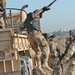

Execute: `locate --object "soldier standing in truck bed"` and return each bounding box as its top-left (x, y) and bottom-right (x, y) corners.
top-left (20, 5), bottom-right (53, 75)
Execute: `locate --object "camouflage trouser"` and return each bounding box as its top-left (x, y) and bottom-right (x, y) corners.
top-left (62, 61), bottom-right (69, 75)
top-left (49, 57), bottom-right (62, 75)
top-left (28, 30), bottom-right (50, 67)
top-left (65, 57), bottom-right (75, 75)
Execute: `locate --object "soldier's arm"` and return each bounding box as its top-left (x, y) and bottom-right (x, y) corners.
top-left (60, 43), bottom-right (75, 64)
top-left (33, 0), bottom-right (56, 18)
top-left (32, 6), bottom-right (50, 18)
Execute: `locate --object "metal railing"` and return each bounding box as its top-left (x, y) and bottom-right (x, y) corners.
top-left (6, 8), bottom-right (27, 32)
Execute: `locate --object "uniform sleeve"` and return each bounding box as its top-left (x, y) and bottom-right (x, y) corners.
top-left (62, 43), bottom-right (75, 62)
top-left (50, 42), bottom-right (57, 55)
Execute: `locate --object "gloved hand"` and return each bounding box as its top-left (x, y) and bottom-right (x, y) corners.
top-left (42, 6), bottom-right (50, 12)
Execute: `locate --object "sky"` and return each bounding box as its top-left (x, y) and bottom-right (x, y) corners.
top-left (6, 0), bottom-right (75, 33)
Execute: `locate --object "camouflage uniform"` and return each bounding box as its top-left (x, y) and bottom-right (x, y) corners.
top-left (61, 42), bottom-right (75, 75)
top-left (48, 36), bottom-right (62, 75)
top-left (28, 30), bottom-right (50, 68)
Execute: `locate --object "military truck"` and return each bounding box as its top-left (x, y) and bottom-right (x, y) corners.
top-left (0, 6), bottom-right (35, 75)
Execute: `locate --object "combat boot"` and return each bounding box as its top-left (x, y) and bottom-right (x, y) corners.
top-left (42, 64), bottom-right (53, 72)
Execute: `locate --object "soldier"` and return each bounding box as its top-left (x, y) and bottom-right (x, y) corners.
top-left (60, 31), bottom-right (75, 75)
top-left (20, 5), bottom-right (53, 75)
top-left (48, 34), bottom-right (62, 75)
top-left (0, 0), bottom-right (7, 28)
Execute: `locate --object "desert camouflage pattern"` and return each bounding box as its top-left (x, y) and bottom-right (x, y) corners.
top-left (62, 43), bottom-right (75, 75)
top-left (28, 30), bottom-right (50, 65)
top-left (48, 41), bottom-right (62, 75)
top-left (28, 30), bottom-right (53, 75)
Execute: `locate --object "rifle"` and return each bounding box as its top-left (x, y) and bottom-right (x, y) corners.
top-left (34, 0), bottom-right (57, 17)
top-left (48, 0), bottom-right (57, 7)
top-left (69, 30), bottom-right (72, 44)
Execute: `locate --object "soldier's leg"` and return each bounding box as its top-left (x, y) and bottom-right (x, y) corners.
top-left (67, 66), bottom-right (75, 75)
top-left (41, 46), bottom-right (53, 71)
top-left (54, 64), bottom-right (62, 75)
top-left (36, 50), bottom-right (45, 75)
top-left (28, 34), bottom-right (45, 75)
top-left (31, 45), bottom-right (45, 75)
top-left (63, 62), bottom-right (69, 75)
top-left (52, 57), bottom-right (62, 75)
top-left (34, 33), bottom-right (53, 71)
top-left (66, 58), bottom-right (75, 75)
